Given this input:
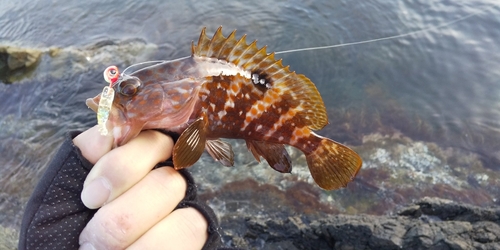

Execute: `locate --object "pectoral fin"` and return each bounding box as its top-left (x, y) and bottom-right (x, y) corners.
top-left (173, 116), bottom-right (207, 170)
top-left (206, 139), bottom-right (234, 167)
top-left (246, 140), bottom-right (292, 173)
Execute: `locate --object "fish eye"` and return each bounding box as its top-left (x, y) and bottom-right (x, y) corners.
top-left (118, 77), bottom-right (142, 96)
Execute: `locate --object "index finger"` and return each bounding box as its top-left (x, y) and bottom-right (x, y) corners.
top-left (73, 125), bottom-right (114, 164)
top-left (78, 129), bottom-right (173, 209)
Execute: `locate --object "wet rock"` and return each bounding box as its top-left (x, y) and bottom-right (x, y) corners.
top-left (191, 132), bottom-right (499, 219)
top-left (0, 46), bottom-right (42, 83)
top-left (398, 197), bottom-right (500, 222)
top-left (220, 197), bottom-right (500, 249)
top-left (0, 40), bottom-right (160, 84)
top-left (0, 225), bottom-right (18, 250)
top-left (0, 46), bottom-right (41, 70)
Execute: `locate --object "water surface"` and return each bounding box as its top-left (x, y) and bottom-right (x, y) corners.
top-left (1, 0), bottom-right (500, 244)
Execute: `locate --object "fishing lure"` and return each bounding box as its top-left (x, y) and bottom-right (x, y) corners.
top-left (97, 86), bottom-right (114, 135)
top-left (96, 66), bottom-right (120, 135)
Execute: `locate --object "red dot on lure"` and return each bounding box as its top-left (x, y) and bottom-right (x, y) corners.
top-left (103, 65), bottom-right (120, 85)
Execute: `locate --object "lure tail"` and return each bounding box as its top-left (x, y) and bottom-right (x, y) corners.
top-left (304, 135), bottom-right (362, 190)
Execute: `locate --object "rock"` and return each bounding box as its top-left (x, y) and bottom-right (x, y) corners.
top-left (0, 45), bottom-right (42, 83)
top-left (4, 47), bottom-right (41, 70)
top-left (472, 222), bottom-right (500, 244)
top-left (0, 46), bottom-right (41, 71)
top-left (219, 197), bottom-right (500, 249)
top-left (400, 197), bottom-right (500, 222)
top-left (0, 225), bottom-right (18, 250)
top-left (0, 40), bottom-right (159, 83)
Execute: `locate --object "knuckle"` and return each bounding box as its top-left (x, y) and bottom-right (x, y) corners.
top-left (146, 130), bottom-right (174, 160)
top-left (82, 209), bottom-right (136, 249)
top-left (150, 167), bottom-right (187, 199)
top-left (176, 208), bottom-right (208, 240)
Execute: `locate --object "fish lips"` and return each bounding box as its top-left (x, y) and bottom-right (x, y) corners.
top-left (86, 95), bottom-right (99, 112)
top-left (85, 95), bottom-right (142, 148)
top-left (85, 95), bottom-right (138, 147)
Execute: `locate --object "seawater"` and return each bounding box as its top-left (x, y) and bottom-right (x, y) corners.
top-left (1, 0), bottom-right (499, 233)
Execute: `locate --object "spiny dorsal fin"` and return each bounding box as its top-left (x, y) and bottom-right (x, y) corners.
top-left (192, 26), bottom-right (328, 130)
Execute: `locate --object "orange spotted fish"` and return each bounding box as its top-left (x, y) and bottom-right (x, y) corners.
top-left (86, 27), bottom-right (362, 190)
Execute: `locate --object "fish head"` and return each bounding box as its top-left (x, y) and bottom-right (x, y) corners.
top-left (86, 72), bottom-right (165, 147)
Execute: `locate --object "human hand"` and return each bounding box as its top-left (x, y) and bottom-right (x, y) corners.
top-left (73, 126), bottom-right (208, 249)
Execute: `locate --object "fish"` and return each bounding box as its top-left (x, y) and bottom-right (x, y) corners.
top-left (86, 27), bottom-right (362, 190)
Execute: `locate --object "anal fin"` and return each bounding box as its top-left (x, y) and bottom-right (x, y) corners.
top-left (246, 140), bottom-right (292, 173)
top-left (206, 139), bottom-right (234, 167)
top-left (173, 116), bottom-right (207, 170)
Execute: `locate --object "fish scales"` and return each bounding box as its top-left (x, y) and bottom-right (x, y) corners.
top-left (87, 27), bottom-right (362, 190)
top-left (200, 74), bottom-right (323, 159)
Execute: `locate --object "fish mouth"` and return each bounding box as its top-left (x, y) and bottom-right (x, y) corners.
top-left (86, 95), bottom-right (140, 147)
top-left (86, 97), bottom-right (99, 112)
top-left (111, 123), bottom-right (143, 147)
top-left (112, 125), bottom-right (130, 147)
top-left (86, 95), bottom-right (122, 146)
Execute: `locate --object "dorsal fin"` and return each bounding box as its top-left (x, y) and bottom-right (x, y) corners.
top-left (192, 27), bottom-right (328, 130)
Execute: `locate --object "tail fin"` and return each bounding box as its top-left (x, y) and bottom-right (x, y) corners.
top-left (306, 138), bottom-right (362, 190)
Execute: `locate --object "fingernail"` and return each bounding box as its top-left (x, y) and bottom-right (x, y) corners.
top-left (79, 242), bottom-right (96, 250)
top-left (81, 177), bottom-right (111, 209)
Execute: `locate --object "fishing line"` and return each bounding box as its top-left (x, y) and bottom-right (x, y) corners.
top-left (122, 56), bottom-right (190, 75)
top-left (119, 8), bottom-right (482, 76)
top-left (275, 9), bottom-right (481, 55)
